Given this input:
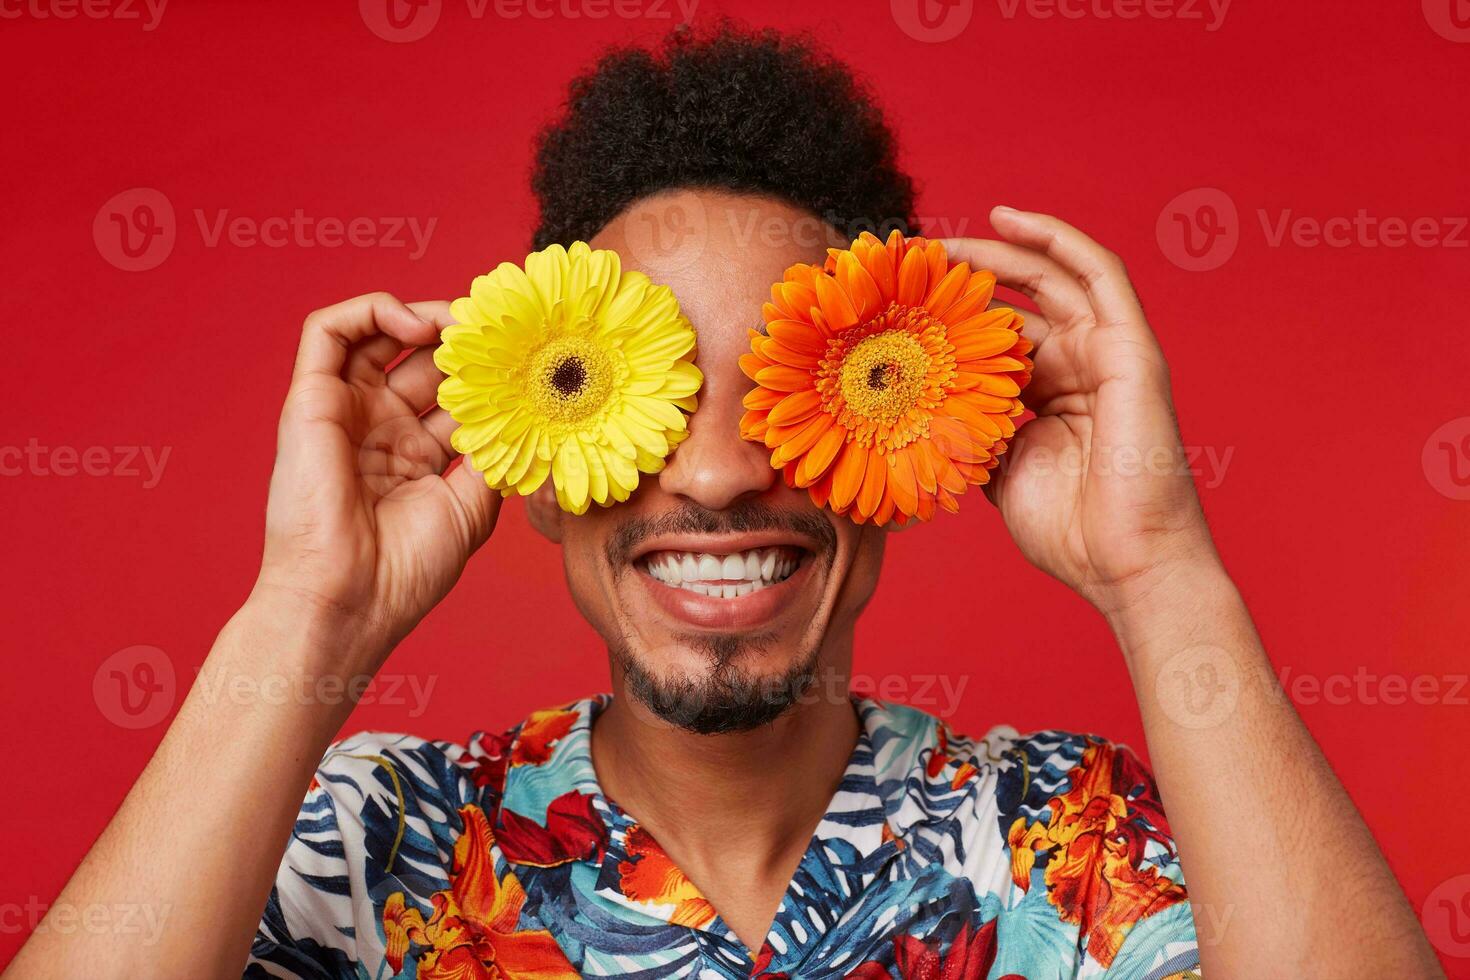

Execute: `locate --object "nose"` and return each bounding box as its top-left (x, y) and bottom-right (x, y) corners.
top-left (658, 375), bottom-right (777, 510)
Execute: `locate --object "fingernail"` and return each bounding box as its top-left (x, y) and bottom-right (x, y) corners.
top-left (993, 205), bottom-right (1017, 214)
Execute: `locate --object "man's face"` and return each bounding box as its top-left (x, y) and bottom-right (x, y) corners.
top-left (526, 190), bottom-right (886, 733)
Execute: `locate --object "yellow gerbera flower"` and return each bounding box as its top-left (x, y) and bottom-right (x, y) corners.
top-left (436, 242), bottom-right (702, 514)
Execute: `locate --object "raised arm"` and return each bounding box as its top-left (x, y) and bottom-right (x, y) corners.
top-left (3, 294), bottom-right (499, 980)
top-left (945, 209), bottom-right (1441, 977)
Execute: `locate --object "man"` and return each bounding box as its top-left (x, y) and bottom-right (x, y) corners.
top-left (6, 26), bottom-right (1439, 980)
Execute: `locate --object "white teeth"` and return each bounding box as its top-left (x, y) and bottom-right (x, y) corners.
top-left (644, 547), bottom-right (803, 597)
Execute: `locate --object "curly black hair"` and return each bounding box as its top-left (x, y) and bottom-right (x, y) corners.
top-left (530, 24), bottom-right (918, 250)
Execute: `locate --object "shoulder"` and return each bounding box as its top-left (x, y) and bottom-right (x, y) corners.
top-left (861, 700), bottom-right (1195, 973)
top-left (249, 699), bottom-right (605, 978)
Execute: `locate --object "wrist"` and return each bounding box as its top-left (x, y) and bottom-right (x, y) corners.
top-left (1098, 554), bottom-right (1241, 664)
top-left (236, 582), bottom-right (396, 675)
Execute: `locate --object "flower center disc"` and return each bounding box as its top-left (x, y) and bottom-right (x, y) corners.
top-left (527, 335), bottom-right (614, 422)
top-left (839, 329), bottom-right (929, 422)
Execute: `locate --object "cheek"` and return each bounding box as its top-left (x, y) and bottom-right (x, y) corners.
top-left (833, 527), bottom-right (886, 621)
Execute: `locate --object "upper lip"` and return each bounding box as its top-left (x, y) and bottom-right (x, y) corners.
top-left (628, 531), bottom-right (818, 565)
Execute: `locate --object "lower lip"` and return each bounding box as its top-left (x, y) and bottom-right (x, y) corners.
top-left (635, 558), bottom-right (813, 630)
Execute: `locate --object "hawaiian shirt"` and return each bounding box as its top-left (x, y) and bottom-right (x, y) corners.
top-left (246, 695), bottom-right (1201, 979)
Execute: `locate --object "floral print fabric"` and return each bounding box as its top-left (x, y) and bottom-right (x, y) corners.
top-left (247, 696), bottom-right (1200, 979)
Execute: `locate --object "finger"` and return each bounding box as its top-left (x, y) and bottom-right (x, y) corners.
top-left (293, 292), bottom-right (438, 383)
top-left (988, 208), bottom-right (1147, 329)
top-left (385, 346), bottom-right (445, 414)
top-left (407, 300), bottom-right (455, 327)
top-left (445, 454), bottom-right (502, 550)
top-left (420, 407), bottom-right (457, 456)
top-left (939, 237), bottom-right (1090, 340)
top-left (346, 300), bottom-right (457, 385)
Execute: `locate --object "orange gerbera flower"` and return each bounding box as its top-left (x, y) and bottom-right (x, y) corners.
top-left (739, 231), bottom-right (1032, 525)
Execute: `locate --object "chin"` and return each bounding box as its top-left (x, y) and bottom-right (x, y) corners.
top-left (610, 631), bottom-right (822, 735)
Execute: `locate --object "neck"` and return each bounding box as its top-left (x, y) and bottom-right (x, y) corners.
top-left (591, 666), bottom-right (860, 873)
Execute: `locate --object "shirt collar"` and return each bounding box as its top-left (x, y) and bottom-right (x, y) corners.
top-left (492, 694), bottom-right (976, 922)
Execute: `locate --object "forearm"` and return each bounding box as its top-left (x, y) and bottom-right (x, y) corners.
top-left (4, 596), bottom-right (385, 980)
top-left (1105, 560), bottom-right (1440, 976)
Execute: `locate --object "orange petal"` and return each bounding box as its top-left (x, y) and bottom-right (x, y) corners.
top-left (910, 440), bottom-right (938, 494)
top-left (754, 364), bottom-right (814, 393)
top-left (814, 273), bottom-right (859, 332)
top-left (795, 424), bottom-right (846, 487)
top-left (739, 352), bottom-right (769, 380)
top-left (766, 319), bottom-right (828, 355)
top-left (856, 448), bottom-right (888, 518)
top-left (924, 261), bottom-right (971, 319)
top-left (770, 413), bottom-right (833, 466)
top-left (953, 390), bottom-right (1019, 414)
top-left (924, 241), bottom-right (949, 291)
top-left (740, 413), bottom-right (769, 441)
top-left (742, 386), bottom-right (784, 410)
top-left (829, 440), bottom-right (868, 511)
top-left (761, 340), bottom-right (820, 369)
top-left (887, 451), bottom-right (919, 516)
top-left (950, 327), bottom-right (1023, 361)
top-left (885, 228), bottom-right (905, 273)
top-left (959, 355), bottom-right (1030, 373)
top-left (948, 307), bottom-right (1017, 335)
top-left (776, 282), bottom-right (818, 322)
top-left (807, 466), bottom-right (836, 508)
top-left (873, 485), bottom-right (898, 526)
top-left (965, 373), bottom-right (1022, 397)
top-left (837, 251), bottom-right (883, 323)
top-left (943, 271), bottom-right (998, 322)
top-left (929, 414), bottom-right (992, 464)
top-left (897, 245), bottom-right (928, 307)
top-left (923, 439), bottom-right (967, 493)
top-left (767, 388), bottom-right (824, 427)
top-left (862, 234), bottom-right (898, 299)
top-left (914, 488), bottom-right (937, 522)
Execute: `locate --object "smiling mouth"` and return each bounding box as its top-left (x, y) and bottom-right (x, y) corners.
top-left (637, 546), bottom-right (806, 598)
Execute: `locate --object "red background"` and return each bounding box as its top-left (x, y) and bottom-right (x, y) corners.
top-left (3, 0), bottom-right (1468, 971)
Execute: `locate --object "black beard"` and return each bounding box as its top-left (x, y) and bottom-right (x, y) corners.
top-left (612, 632), bottom-right (820, 735)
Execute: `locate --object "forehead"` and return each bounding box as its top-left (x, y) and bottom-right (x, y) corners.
top-left (588, 189), bottom-right (839, 342)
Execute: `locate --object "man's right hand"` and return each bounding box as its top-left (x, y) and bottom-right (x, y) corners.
top-left (253, 293), bottom-right (501, 667)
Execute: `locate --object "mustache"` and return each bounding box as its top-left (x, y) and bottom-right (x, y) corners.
top-left (605, 500), bottom-right (838, 568)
